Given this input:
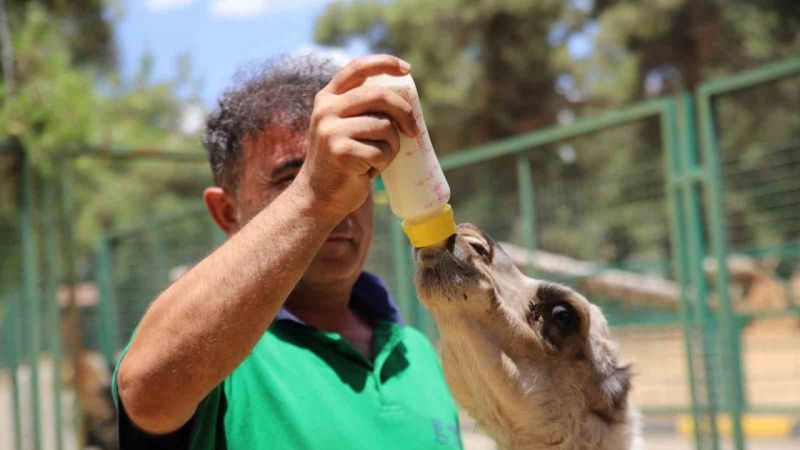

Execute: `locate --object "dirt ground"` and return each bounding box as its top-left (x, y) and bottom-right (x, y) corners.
top-left (1, 360), bottom-right (80, 450)
top-left (461, 428), bottom-right (800, 450)
top-left (459, 411), bottom-right (800, 450)
top-left (642, 435), bottom-right (800, 450)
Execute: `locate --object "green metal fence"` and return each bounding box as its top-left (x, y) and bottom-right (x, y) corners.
top-left (1, 143), bottom-right (72, 450)
top-left (695, 59), bottom-right (800, 443)
top-left (0, 146), bottom-right (212, 450)
top-left (2, 57), bottom-right (799, 450)
top-left (93, 57), bottom-right (800, 450)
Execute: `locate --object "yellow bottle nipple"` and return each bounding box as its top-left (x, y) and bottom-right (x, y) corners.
top-left (402, 204), bottom-right (456, 248)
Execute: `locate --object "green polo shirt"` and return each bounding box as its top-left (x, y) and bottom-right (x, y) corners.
top-left (112, 273), bottom-right (463, 449)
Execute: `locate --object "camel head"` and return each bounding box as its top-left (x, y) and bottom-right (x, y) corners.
top-left (414, 223), bottom-right (637, 449)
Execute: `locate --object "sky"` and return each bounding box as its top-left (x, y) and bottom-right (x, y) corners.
top-left (116, 0), bottom-right (593, 126)
top-left (117, 0), bottom-right (361, 108)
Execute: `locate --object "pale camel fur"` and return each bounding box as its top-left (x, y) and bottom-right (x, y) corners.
top-left (414, 224), bottom-right (644, 450)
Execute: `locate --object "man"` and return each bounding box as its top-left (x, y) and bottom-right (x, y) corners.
top-left (113, 54), bottom-right (463, 449)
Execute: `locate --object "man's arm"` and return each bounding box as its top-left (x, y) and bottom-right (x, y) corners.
top-left (117, 54), bottom-right (417, 435)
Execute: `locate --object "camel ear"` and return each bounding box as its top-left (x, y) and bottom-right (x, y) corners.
top-left (592, 364), bottom-right (632, 424)
top-left (608, 365), bottom-right (632, 410)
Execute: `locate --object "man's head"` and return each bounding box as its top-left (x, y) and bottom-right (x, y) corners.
top-left (202, 55), bottom-right (374, 287)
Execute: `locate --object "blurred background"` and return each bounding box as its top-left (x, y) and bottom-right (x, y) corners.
top-left (0, 1), bottom-right (798, 449)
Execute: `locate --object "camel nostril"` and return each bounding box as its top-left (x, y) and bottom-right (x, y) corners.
top-left (445, 233), bottom-right (457, 252)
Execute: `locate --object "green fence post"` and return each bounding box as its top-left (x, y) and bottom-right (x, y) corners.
top-left (18, 144), bottom-right (43, 450)
top-left (697, 89), bottom-right (746, 450)
top-left (42, 170), bottom-right (65, 450)
top-left (664, 96), bottom-right (705, 450)
top-left (516, 153), bottom-right (537, 277)
top-left (95, 235), bottom-right (120, 364)
top-left (679, 93), bottom-right (724, 449)
top-left (59, 158), bottom-right (85, 445)
top-left (6, 292), bottom-right (23, 450)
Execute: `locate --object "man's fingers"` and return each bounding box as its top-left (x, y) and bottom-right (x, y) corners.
top-left (324, 55), bottom-right (411, 95)
top-left (337, 86), bottom-right (418, 138)
top-left (348, 140), bottom-right (395, 174)
top-left (342, 115), bottom-right (400, 158)
top-left (332, 116), bottom-right (400, 169)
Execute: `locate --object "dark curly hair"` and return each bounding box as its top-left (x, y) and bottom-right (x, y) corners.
top-left (202, 54), bottom-right (340, 191)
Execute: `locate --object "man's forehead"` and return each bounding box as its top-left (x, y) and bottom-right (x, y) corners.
top-left (244, 125), bottom-right (307, 169)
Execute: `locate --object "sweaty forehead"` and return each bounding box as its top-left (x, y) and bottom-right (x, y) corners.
top-left (242, 124), bottom-right (308, 175)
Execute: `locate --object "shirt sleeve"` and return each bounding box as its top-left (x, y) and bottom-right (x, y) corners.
top-left (111, 342), bottom-right (227, 450)
top-left (116, 392), bottom-right (194, 450)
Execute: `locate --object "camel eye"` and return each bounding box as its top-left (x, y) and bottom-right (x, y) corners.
top-left (551, 304), bottom-right (577, 333)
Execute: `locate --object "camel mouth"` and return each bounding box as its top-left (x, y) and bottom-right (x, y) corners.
top-left (413, 224), bottom-right (487, 302)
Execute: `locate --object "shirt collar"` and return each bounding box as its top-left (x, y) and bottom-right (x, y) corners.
top-left (274, 272), bottom-right (405, 326)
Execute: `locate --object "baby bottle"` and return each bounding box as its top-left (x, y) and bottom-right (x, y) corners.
top-left (365, 74), bottom-right (455, 248)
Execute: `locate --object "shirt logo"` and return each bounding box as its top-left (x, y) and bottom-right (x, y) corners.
top-left (431, 418), bottom-right (461, 446)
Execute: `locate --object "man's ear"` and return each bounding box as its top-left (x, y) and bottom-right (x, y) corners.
top-left (204, 187), bottom-right (239, 237)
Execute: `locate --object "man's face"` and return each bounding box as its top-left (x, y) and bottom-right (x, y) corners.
top-left (232, 124), bottom-right (374, 287)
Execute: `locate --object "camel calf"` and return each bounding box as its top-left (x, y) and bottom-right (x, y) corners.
top-left (414, 224), bottom-right (643, 450)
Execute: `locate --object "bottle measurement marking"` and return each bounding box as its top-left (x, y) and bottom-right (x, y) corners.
top-left (416, 169), bottom-right (437, 187)
top-left (415, 130), bottom-right (429, 151)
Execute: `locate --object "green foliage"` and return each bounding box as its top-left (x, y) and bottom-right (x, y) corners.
top-left (5, 0), bottom-right (116, 68)
top-left (560, 0), bottom-right (800, 104)
top-left (0, 3), bottom-right (209, 255)
top-left (0, 4), bottom-right (98, 171)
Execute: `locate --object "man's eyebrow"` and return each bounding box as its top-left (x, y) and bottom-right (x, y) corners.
top-left (269, 157), bottom-right (304, 179)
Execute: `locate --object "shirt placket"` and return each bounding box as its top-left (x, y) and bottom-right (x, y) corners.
top-left (314, 322), bottom-right (405, 408)
top-left (370, 322), bottom-right (405, 409)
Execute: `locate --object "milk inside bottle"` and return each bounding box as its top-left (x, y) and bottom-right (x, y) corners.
top-left (364, 74), bottom-right (455, 247)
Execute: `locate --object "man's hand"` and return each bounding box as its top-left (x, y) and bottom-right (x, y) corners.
top-left (298, 54), bottom-right (419, 219)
